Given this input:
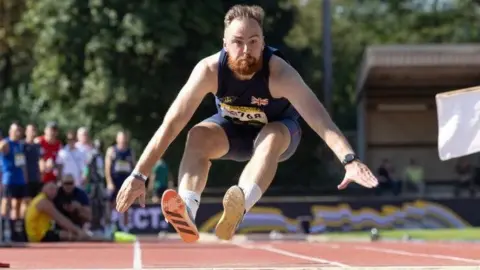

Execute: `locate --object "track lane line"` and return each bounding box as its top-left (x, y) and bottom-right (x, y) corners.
top-left (235, 243), bottom-right (350, 268)
top-left (356, 246), bottom-right (480, 265)
top-left (133, 240), bottom-right (143, 269)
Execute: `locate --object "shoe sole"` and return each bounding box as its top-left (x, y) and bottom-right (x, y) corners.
top-left (161, 189), bottom-right (199, 243)
top-left (215, 186), bottom-right (245, 241)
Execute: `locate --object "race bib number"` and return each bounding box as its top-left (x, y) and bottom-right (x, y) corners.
top-left (114, 160), bottom-right (132, 172)
top-left (220, 103), bottom-right (268, 124)
top-left (14, 153), bottom-right (26, 167)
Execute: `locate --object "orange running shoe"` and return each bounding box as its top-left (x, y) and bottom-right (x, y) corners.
top-left (161, 189), bottom-right (199, 243)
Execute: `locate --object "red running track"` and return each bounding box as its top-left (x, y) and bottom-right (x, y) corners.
top-left (1, 240), bottom-right (480, 269)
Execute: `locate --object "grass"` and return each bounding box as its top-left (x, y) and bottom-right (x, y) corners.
top-left (322, 227), bottom-right (480, 241)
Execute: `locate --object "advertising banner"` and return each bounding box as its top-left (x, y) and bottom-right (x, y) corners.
top-left (111, 198), bottom-right (480, 234)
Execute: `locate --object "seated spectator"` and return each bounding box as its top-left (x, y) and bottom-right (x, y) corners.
top-left (24, 182), bottom-right (97, 242)
top-left (53, 174), bottom-right (91, 228)
top-left (403, 158), bottom-right (425, 196)
top-left (56, 130), bottom-right (87, 188)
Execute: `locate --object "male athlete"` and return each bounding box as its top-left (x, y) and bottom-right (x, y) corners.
top-left (115, 5), bottom-right (378, 243)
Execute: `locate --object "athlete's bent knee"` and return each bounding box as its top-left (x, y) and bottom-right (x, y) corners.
top-left (185, 124), bottom-right (229, 159)
top-left (254, 122), bottom-right (290, 156)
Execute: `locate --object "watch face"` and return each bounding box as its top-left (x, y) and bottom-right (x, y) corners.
top-left (344, 154), bottom-right (356, 164)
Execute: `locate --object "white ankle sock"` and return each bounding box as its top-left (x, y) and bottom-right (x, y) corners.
top-left (178, 189), bottom-right (201, 219)
top-left (238, 183), bottom-right (262, 212)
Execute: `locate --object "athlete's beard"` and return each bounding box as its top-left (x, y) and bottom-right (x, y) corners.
top-left (227, 53), bottom-right (263, 79)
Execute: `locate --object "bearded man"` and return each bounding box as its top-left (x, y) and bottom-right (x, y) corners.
top-left (115, 4), bottom-right (378, 243)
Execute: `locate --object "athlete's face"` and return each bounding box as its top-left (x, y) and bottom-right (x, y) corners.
top-left (224, 18), bottom-right (264, 77)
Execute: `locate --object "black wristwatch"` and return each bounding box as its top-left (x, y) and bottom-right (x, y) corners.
top-left (342, 153), bottom-right (359, 166)
top-left (131, 171), bottom-right (148, 181)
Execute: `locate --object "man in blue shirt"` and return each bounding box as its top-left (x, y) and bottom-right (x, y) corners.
top-left (0, 123), bottom-right (28, 227)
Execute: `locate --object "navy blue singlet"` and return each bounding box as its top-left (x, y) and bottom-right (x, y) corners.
top-left (215, 46), bottom-right (299, 127)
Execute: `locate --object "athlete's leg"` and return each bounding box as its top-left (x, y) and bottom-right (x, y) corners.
top-left (176, 121), bottom-right (229, 218)
top-left (161, 115), bottom-right (229, 243)
top-left (215, 119), bottom-right (301, 240)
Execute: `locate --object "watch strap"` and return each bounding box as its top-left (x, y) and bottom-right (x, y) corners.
top-left (131, 171), bottom-right (148, 181)
top-left (342, 154), bottom-right (359, 166)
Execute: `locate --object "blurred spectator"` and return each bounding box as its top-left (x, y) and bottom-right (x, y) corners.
top-left (56, 131), bottom-right (87, 188)
top-left (76, 127), bottom-right (95, 158)
top-left (24, 182), bottom-right (92, 242)
top-left (53, 174), bottom-right (91, 228)
top-left (22, 124), bottom-right (43, 210)
top-left (0, 122), bottom-right (27, 236)
top-left (403, 158), bottom-right (425, 196)
top-left (84, 139), bottom-right (105, 190)
top-left (149, 159), bottom-right (174, 203)
top-left (454, 157), bottom-right (475, 197)
top-left (35, 122), bottom-right (62, 184)
top-left (105, 130), bottom-right (136, 232)
top-left (84, 139), bottom-right (106, 231)
top-left (375, 158), bottom-right (400, 196)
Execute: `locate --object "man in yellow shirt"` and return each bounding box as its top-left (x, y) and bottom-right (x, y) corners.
top-left (24, 182), bottom-right (93, 242)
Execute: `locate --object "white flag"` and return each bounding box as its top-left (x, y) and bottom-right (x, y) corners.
top-left (436, 86), bottom-right (480, 161)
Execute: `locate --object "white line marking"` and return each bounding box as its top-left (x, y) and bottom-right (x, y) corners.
top-left (133, 240), bottom-right (143, 270)
top-left (358, 246), bottom-right (480, 265)
top-left (237, 243), bottom-right (349, 268)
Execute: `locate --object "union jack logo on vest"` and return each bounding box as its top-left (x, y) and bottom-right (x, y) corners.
top-left (251, 96), bottom-right (269, 106)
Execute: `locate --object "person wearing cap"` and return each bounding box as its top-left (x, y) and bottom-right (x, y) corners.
top-left (35, 122), bottom-right (62, 184)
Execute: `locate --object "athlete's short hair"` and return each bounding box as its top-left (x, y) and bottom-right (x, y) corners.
top-left (224, 4), bottom-right (265, 29)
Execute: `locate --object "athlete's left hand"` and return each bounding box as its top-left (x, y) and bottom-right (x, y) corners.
top-left (115, 175), bottom-right (146, 213)
top-left (338, 161), bottom-right (378, 190)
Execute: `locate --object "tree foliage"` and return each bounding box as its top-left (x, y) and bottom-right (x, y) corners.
top-left (1, 0), bottom-right (479, 192)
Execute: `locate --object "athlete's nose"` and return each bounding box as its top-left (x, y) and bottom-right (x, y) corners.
top-left (243, 44), bottom-right (251, 54)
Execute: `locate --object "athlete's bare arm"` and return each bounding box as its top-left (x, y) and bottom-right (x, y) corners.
top-left (133, 54), bottom-right (219, 176)
top-left (269, 56), bottom-right (355, 162)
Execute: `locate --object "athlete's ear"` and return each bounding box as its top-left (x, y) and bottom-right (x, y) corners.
top-left (223, 38), bottom-right (227, 51)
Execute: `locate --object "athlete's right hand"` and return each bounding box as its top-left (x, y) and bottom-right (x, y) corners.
top-left (115, 175), bottom-right (146, 213)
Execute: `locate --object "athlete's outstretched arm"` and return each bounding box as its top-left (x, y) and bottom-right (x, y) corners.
top-left (270, 57), bottom-right (377, 189)
top-left (115, 59), bottom-right (216, 213)
top-left (270, 58), bottom-right (353, 162)
top-left (134, 60), bottom-right (216, 177)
